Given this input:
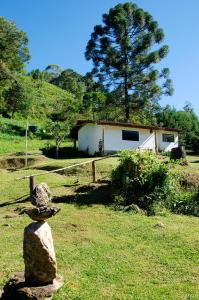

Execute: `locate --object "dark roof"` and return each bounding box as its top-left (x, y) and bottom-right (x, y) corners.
top-left (71, 120), bottom-right (179, 139)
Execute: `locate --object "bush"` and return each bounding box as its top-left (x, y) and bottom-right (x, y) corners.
top-left (172, 190), bottom-right (199, 217)
top-left (112, 150), bottom-right (180, 215)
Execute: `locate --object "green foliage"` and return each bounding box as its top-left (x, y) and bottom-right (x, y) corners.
top-left (44, 64), bottom-right (62, 81)
top-left (46, 121), bottom-right (70, 158)
top-left (172, 190), bottom-right (199, 217)
top-left (0, 17), bottom-right (30, 107)
top-left (85, 2), bottom-right (173, 120)
top-left (51, 69), bottom-right (85, 107)
top-left (112, 150), bottom-right (176, 214)
top-left (157, 104), bottom-right (199, 152)
top-left (112, 150), bottom-right (199, 216)
top-left (3, 79), bottom-right (29, 117)
top-left (0, 17), bottom-right (30, 72)
top-left (0, 60), bottom-right (13, 98)
top-left (3, 75), bottom-right (76, 121)
top-left (82, 73), bottom-right (106, 120)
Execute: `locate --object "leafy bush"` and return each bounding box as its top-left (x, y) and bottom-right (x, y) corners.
top-left (112, 150), bottom-right (180, 215)
top-left (172, 190), bottom-right (199, 217)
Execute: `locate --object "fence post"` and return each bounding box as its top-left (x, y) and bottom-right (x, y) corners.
top-left (92, 161), bottom-right (96, 183)
top-left (30, 176), bottom-right (35, 195)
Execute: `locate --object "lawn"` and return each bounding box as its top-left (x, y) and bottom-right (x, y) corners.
top-left (0, 143), bottom-right (199, 299)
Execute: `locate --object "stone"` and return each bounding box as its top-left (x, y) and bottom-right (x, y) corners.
top-left (154, 221), bottom-right (165, 228)
top-left (1, 183), bottom-right (63, 299)
top-left (124, 204), bottom-right (142, 213)
top-left (0, 272), bottom-right (64, 300)
top-left (30, 183), bottom-right (52, 207)
top-left (19, 205), bottom-right (60, 221)
top-left (23, 222), bottom-right (57, 285)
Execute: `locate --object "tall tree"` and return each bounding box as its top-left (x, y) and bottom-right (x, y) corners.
top-left (85, 2), bottom-right (173, 121)
top-left (0, 17), bottom-right (30, 72)
top-left (82, 73), bottom-right (106, 120)
top-left (0, 17), bottom-right (30, 110)
top-left (3, 79), bottom-right (29, 117)
top-left (44, 64), bottom-right (62, 81)
top-left (47, 121), bottom-right (70, 158)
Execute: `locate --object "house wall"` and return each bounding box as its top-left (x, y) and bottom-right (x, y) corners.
top-left (78, 124), bottom-right (102, 155)
top-left (103, 125), bottom-right (155, 153)
top-left (157, 130), bottom-right (178, 151)
top-left (78, 124), bottom-right (179, 155)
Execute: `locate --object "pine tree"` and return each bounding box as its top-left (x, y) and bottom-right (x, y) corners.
top-left (85, 2), bottom-right (173, 121)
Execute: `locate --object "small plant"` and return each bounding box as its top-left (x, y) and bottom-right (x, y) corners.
top-left (46, 121), bottom-right (70, 159)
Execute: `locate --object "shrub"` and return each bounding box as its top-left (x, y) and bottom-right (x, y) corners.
top-left (172, 189), bottom-right (199, 217)
top-left (111, 150), bottom-right (180, 215)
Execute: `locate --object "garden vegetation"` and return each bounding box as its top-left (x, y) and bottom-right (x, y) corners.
top-left (112, 150), bottom-right (199, 216)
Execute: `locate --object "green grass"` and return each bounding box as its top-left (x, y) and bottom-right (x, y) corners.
top-left (0, 133), bottom-right (73, 156)
top-left (0, 133), bottom-right (47, 156)
top-left (0, 140), bottom-right (199, 299)
top-left (0, 205), bottom-right (199, 299)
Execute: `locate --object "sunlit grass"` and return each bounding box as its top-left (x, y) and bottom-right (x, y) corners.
top-left (0, 142), bottom-right (199, 299)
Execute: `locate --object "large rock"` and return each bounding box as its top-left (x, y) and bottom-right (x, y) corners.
top-left (30, 183), bottom-right (52, 207)
top-left (23, 221), bottom-right (57, 285)
top-left (19, 205), bottom-right (60, 221)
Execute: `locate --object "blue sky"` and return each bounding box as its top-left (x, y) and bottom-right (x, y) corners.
top-left (1, 0), bottom-right (199, 115)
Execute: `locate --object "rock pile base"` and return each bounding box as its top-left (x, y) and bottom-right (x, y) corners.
top-left (0, 272), bottom-right (64, 300)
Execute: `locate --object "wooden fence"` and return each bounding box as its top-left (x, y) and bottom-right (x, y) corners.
top-left (16, 154), bottom-right (119, 195)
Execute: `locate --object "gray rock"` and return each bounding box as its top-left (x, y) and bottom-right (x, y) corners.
top-left (30, 183), bottom-right (51, 207)
top-left (19, 205), bottom-right (60, 221)
top-left (23, 222), bottom-right (57, 285)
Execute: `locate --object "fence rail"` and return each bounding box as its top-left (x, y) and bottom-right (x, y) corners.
top-left (16, 154), bottom-right (119, 195)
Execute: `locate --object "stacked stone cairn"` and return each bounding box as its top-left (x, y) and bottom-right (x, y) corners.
top-left (1, 183), bottom-right (63, 300)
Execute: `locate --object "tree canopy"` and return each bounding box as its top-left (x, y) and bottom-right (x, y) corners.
top-left (0, 17), bottom-right (30, 73)
top-left (85, 2), bottom-right (173, 120)
top-left (156, 105), bottom-right (199, 152)
top-left (51, 69), bottom-right (85, 104)
top-left (0, 17), bottom-right (30, 108)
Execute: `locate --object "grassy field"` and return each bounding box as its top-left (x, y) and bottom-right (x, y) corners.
top-left (0, 141), bottom-right (199, 299)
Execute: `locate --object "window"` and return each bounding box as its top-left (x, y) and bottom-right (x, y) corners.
top-left (122, 130), bottom-right (139, 141)
top-left (162, 133), bottom-right (174, 142)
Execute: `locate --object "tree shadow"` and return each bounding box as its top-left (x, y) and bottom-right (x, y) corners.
top-left (34, 165), bottom-right (64, 172)
top-left (192, 160), bottom-right (199, 163)
top-left (0, 195), bottom-right (29, 208)
top-left (41, 147), bottom-right (90, 159)
top-left (52, 183), bottom-right (114, 207)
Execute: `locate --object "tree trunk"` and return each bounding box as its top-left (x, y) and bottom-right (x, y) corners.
top-left (73, 139), bottom-right (77, 149)
top-left (56, 145), bottom-right (59, 159)
top-left (124, 75), bottom-right (129, 121)
top-left (124, 34), bottom-right (130, 122)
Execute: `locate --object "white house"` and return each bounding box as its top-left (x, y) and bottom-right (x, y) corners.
top-left (72, 120), bottom-right (179, 156)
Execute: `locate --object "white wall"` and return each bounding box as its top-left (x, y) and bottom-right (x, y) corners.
top-left (78, 124), bottom-right (179, 155)
top-left (157, 130), bottom-right (178, 151)
top-left (104, 125), bottom-right (155, 152)
top-left (78, 124), bottom-right (102, 155)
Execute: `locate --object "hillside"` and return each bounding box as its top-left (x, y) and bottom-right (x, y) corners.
top-left (19, 76), bottom-right (76, 119)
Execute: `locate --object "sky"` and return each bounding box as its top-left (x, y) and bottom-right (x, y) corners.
top-left (1, 0), bottom-right (199, 115)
